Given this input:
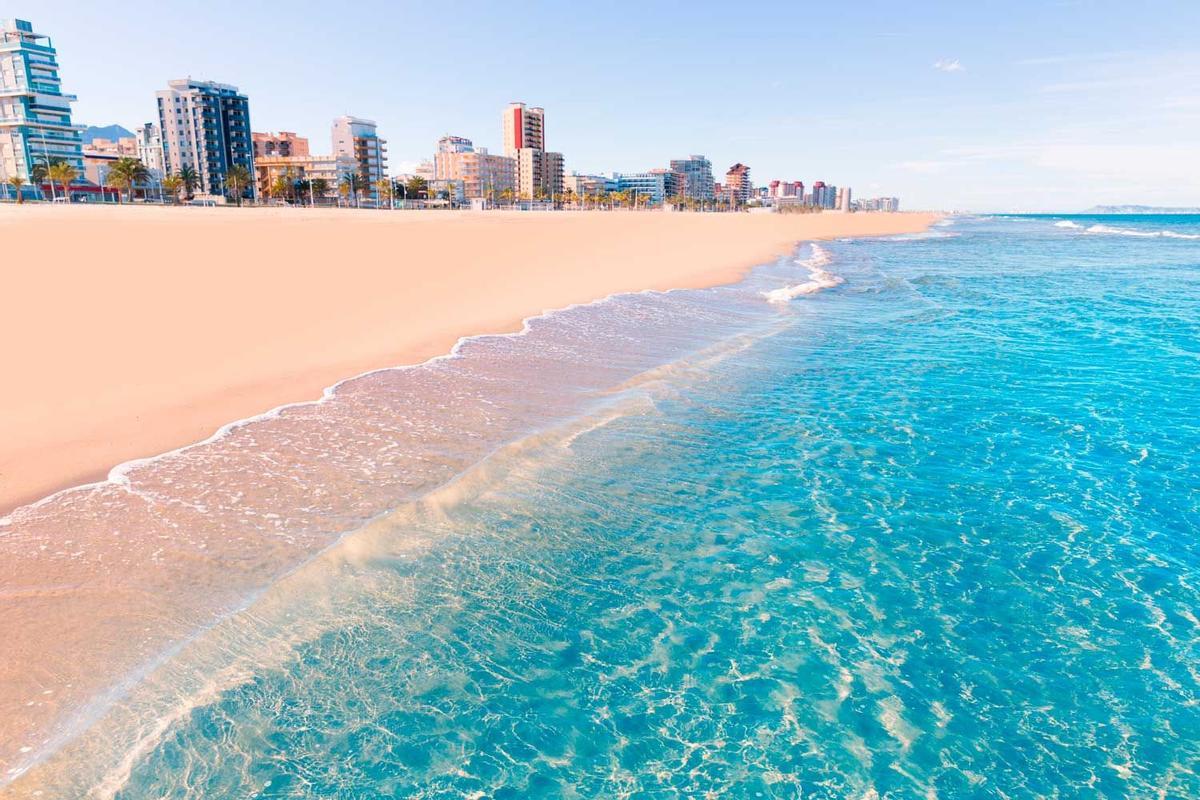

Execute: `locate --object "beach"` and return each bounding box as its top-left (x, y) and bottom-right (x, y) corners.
top-left (0, 205), bottom-right (935, 516)
top-left (0, 204), bottom-right (937, 788)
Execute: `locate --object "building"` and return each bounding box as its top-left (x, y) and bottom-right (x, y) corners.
top-left (502, 102), bottom-right (544, 155)
top-left (434, 136), bottom-right (517, 199)
top-left (836, 186), bottom-right (852, 212)
top-left (0, 18), bottom-right (85, 195)
top-left (811, 180), bottom-right (828, 207)
top-left (669, 155), bottom-right (714, 201)
top-left (85, 136), bottom-right (138, 157)
top-left (133, 122), bottom-right (164, 179)
top-left (252, 131), bottom-right (308, 158)
top-left (157, 78), bottom-right (254, 198)
top-left (503, 102), bottom-right (562, 199)
top-left (614, 169), bottom-right (683, 205)
top-left (724, 163), bottom-right (752, 204)
top-left (562, 172), bottom-right (607, 199)
top-left (854, 196), bottom-right (900, 212)
top-left (332, 116), bottom-right (387, 197)
top-left (437, 135), bottom-right (474, 154)
top-left (254, 153), bottom-right (358, 201)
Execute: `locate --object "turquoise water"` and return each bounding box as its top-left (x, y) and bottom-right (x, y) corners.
top-left (109, 215), bottom-right (1200, 798)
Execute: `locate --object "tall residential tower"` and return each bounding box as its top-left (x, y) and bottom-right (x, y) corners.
top-left (0, 18), bottom-right (85, 192)
top-left (502, 102), bottom-right (563, 200)
top-left (156, 79), bottom-right (254, 197)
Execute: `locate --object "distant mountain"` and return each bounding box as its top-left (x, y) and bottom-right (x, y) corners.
top-left (1083, 205), bottom-right (1200, 214)
top-left (82, 124), bottom-right (134, 143)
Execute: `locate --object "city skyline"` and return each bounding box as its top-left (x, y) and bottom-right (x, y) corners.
top-left (4, 1), bottom-right (1199, 211)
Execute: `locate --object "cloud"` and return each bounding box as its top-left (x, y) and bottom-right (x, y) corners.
top-left (933, 59), bottom-right (964, 73)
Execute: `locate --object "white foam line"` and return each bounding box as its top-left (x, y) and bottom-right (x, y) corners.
top-left (0, 244), bottom-right (807, 529)
top-left (761, 243), bottom-right (844, 304)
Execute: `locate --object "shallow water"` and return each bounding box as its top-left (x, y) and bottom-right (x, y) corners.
top-left (10, 215), bottom-right (1200, 798)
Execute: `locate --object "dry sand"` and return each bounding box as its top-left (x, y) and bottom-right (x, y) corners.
top-left (0, 205), bottom-right (936, 516)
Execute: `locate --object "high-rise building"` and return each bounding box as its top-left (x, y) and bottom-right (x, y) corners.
top-left (252, 131), bottom-right (309, 159)
top-left (502, 103), bottom-right (544, 155)
top-left (503, 102), bottom-right (562, 199)
top-left (836, 186), bottom-right (852, 212)
top-left (669, 155), bottom-right (715, 201)
top-left (157, 78), bottom-right (254, 198)
top-left (133, 122), bottom-right (164, 179)
top-left (0, 18), bottom-right (85, 194)
top-left (332, 116), bottom-right (387, 197)
top-left (811, 180), bottom-right (827, 207)
top-left (724, 163), bottom-right (752, 204)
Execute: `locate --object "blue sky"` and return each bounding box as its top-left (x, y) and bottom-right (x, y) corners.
top-left (11, 0), bottom-right (1199, 211)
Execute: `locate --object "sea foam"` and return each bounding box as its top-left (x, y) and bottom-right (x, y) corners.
top-left (761, 244), bottom-right (844, 304)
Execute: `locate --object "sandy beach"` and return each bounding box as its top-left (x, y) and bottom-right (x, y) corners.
top-left (0, 205), bottom-right (936, 789)
top-left (0, 205), bottom-right (935, 516)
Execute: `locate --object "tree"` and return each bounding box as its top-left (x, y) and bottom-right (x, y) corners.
top-left (404, 175), bottom-right (428, 203)
top-left (269, 174), bottom-right (292, 203)
top-left (225, 164), bottom-right (252, 206)
top-left (341, 172), bottom-right (364, 207)
top-left (309, 178), bottom-right (330, 203)
top-left (161, 174), bottom-right (184, 204)
top-left (107, 157), bottom-right (149, 204)
top-left (31, 157), bottom-right (65, 200)
top-left (178, 165), bottom-right (199, 200)
top-left (47, 161), bottom-right (77, 201)
top-left (7, 175), bottom-right (25, 203)
top-left (375, 178), bottom-right (393, 208)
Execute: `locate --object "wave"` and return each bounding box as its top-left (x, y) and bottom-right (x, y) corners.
top-left (1083, 224), bottom-right (1200, 240)
top-left (761, 244), bottom-right (844, 304)
top-left (1054, 220), bottom-right (1083, 229)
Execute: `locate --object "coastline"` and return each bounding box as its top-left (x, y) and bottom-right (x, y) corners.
top-left (0, 206), bottom-right (938, 517)
top-left (0, 209), bottom-right (939, 790)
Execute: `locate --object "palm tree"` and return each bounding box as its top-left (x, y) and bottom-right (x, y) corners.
top-left (161, 174), bottom-right (184, 205)
top-left (106, 157), bottom-right (149, 204)
top-left (374, 178), bottom-right (393, 208)
top-left (309, 178), bottom-right (330, 205)
top-left (31, 158), bottom-right (64, 200)
top-left (341, 172), bottom-right (364, 208)
top-left (225, 164), bottom-right (252, 207)
top-left (7, 175), bottom-right (25, 203)
top-left (47, 162), bottom-right (77, 202)
top-left (404, 175), bottom-right (428, 205)
top-left (178, 165), bottom-right (199, 201)
top-left (269, 174), bottom-right (293, 204)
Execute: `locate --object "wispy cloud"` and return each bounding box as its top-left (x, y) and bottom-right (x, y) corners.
top-left (933, 58), bottom-right (964, 73)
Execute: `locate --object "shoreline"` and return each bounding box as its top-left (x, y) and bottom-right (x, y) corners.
top-left (0, 207), bottom-right (938, 518)
top-left (0, 209), bottom-right (939, 789)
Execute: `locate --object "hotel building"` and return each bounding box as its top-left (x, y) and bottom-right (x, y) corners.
top-left (0, 18), bottom-right (85, 193)
top-left (433, 135), bottom-right (516, 199)
top-left (669, 155), bottom-right (715, 201)
top-left (724, 163), bottom-right (752, 204)
top-left (157, 78), bottom-right (254, 198)
top-left (332, 116), bottom-right (387, 197)
top-left (253, 131), bottom-right (309, 158)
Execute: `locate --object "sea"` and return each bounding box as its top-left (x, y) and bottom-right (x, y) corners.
top-left (5, 214), bottom-right (1199, 798)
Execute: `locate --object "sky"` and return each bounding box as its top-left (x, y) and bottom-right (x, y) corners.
top-left (9, 0), bottom-right (1200, 211)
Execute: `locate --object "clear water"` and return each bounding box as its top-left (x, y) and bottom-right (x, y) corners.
top-left (37, 216), bottom-right (1200, 797)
